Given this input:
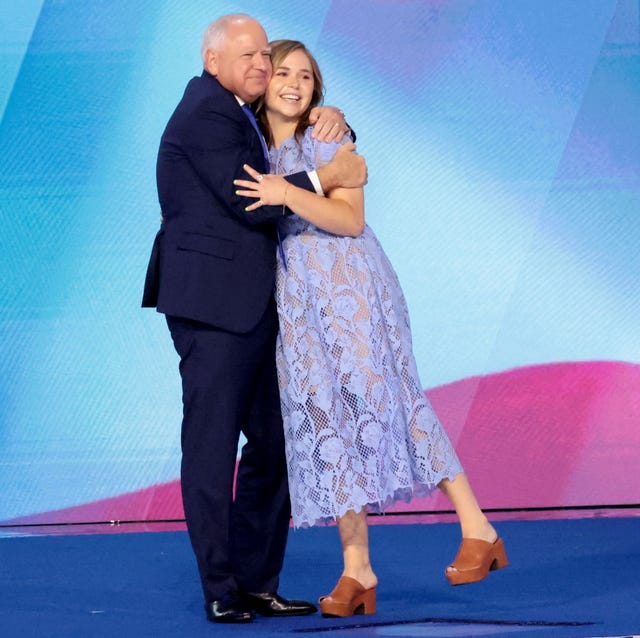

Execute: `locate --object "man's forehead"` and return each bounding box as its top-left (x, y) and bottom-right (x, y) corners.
top-left (234, 41), bottom-right (271, 54)
top-left (226, 24), bottom-right (268, 46)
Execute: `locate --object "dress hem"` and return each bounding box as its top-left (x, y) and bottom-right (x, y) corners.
top-left (290, 469), bottom-right (463, 530)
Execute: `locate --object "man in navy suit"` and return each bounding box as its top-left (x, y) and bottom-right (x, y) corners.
top-left (142, 14), bottom-right (367, 623)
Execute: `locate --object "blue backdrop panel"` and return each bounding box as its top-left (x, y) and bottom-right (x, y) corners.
top-left (0, 0), bottom-right (638, 522)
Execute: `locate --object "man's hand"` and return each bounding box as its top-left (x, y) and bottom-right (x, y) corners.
top-left (309, 106), bottom-right (349, 143)
top-left (317, 142), bottom-right (368, 192)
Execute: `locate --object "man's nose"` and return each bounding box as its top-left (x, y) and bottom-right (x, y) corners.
top-left (253, 53), bottom-right (268, 69)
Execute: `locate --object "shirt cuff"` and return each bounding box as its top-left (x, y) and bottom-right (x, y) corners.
top-left (307, 170), bottom-right (324, 196)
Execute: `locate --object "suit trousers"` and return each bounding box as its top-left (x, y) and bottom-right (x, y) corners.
top-left (166, 299), bottom-right (290, 603)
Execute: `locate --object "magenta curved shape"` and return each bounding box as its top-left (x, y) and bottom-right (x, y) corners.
top-left (6, 361), bottom-right (639, 526)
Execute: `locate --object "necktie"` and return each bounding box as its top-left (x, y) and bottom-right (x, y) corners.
top-left (241, 104), bottom-right (287, 270)
top-left (242, 104), bottom-right (270, 171)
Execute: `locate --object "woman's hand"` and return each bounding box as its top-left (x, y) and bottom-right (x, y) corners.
top-left (234, 164), bottom-right (289, 212)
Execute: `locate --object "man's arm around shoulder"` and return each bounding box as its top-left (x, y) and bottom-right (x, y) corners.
top-left (316, 143), bottom-right (368, 192)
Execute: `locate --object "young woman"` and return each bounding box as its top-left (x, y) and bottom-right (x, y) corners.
top-left (235, 40), bottom-right (507, 618)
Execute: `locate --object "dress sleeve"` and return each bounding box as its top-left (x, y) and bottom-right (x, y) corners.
top-left (301, 127), bottom-right (352, 170)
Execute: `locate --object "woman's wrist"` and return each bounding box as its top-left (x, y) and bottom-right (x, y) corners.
top-left (282, 183), bottom-right (290, 216)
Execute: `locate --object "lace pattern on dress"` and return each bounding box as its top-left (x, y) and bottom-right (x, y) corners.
top-left (271, 129), bottom-right (463, 528)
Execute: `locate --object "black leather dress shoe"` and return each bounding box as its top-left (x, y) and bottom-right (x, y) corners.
top-left (205, 593), bottom-right (254, 623)
top-left (241, 591), bottom-right (318, 617)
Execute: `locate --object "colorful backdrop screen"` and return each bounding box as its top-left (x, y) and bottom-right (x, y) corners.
top-left (1, 0), bottom-right (639, 524)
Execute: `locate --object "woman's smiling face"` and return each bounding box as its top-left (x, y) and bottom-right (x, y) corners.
top-left (265, 48), bottom-right (315, 121)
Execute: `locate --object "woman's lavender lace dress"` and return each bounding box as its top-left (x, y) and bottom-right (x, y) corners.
top-left (271, 128), bottom-right (463, 528)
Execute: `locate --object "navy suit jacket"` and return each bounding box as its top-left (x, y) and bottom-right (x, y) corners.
top-left (142, 71), bottom-right (314, 333)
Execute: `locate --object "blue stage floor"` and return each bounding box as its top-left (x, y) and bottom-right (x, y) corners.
top-left (1, 516), bottom-right (639, 637)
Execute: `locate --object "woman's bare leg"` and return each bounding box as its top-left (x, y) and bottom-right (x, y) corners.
top-left (439, 472), bottom-right (497, 541)
top-left (335, 508), bottom-right (377, 589)
top-left (439, 472), bottom-right (499, 575)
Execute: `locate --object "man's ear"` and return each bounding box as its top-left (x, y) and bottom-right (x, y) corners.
top-left (204, 49), bottom-right (218, 75)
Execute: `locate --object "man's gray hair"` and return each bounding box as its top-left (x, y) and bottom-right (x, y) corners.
top-left (201, 13), bottom-right (255, 64)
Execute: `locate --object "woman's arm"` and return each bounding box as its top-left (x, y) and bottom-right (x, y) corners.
top-left (235, 165), bottom-right (364, 237)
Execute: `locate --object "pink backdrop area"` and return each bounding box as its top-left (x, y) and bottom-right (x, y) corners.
top-left (7, 360), bottom-right (639, 526)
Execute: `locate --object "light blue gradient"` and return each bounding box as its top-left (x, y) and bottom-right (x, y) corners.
top-left (0, 0), bottom-right (638, 520)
